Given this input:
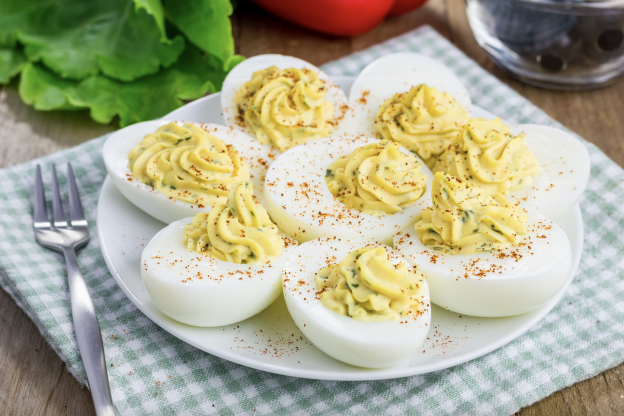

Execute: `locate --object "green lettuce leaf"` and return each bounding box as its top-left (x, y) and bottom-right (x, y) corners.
top-left (19, 63), bottom-right (81, 110)
top-left (132, 0), bottom-right (168, 42)
top-left (225, 54), bottom-right (246, 72)
top-left (0, 47), bottom-right (26, 83)
top-left (0, 0), bottom-right (185, 81)
top-left (18, 44), bottom-right (230, 126)
top-left (2, 0), bottom-right (243, 127)
top-left (163, 0), bottom-right (236, 65)
top-left (72, 45), bottom-right (221, 126)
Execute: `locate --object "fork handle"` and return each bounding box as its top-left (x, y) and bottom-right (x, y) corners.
top-left (64, 249), bottom-right (116, 416)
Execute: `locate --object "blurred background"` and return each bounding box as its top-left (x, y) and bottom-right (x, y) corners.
top-left (1, 0), bottom-right (623, 165)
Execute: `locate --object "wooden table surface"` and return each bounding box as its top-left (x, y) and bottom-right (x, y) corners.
top-left (1, 0), bottom-right (623, 414)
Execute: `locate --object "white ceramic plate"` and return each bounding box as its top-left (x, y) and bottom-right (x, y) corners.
top-left (97, 76), bottom-right (584, 381)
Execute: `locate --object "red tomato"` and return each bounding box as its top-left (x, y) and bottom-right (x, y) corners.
top-left (251, 0), bottom-right (396, 37)
top-left (387, 0), bottom-right (428, 17)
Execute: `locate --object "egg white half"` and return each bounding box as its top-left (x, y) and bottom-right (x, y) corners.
top-left (221, 54), bottom-right (352, 143)
top-left (282, 238), bottom-right (431, 368)
top-left (263, 135), bottom-right (434, 244)
top-left (393, 213), bottom-right (573, 317)
top-left (508, 124), bottom-right (590, 221)
top-left (103, 120), bottom-right (278, 224)
top-left (348, 52), bottom-right (472, 137)
top-left (141, 218), bottom-right (298, 327)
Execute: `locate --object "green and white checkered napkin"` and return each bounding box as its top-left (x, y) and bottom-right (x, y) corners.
top-left (1, 26), bottom-right (622, 415)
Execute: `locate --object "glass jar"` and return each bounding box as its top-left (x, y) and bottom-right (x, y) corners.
top-left (466, 0), bottom-right (624, 90)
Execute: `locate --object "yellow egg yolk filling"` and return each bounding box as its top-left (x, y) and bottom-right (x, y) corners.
top-left (433, 118), bottom-right (540, 195)
top-left (325, 140), bottom-right (427, 216)
top-left (415, 172), bottom-right (528, 254)
top-left (316, 246), bottom-right (427, 322)
top-left (375, 84), bottom-right (469, 168)
top-left (234, 66), bottom-right (335, 152)
top-left (184, 181), bottom-right (284, 265)
top-left (128, 122), bottom-right (250, 206)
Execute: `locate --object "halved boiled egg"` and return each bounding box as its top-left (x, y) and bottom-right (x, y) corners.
top-left (264, 135), bottom-right (434, 244)
top-left (142, 219), bottom-right (297, 326)
top-left (348, 52), bottom-right (472, 164)
top-left (508, 124), bottom-right (590, 221)
top-left (103, 120), bottom-right (277, 224)
top-left (282, 238), bottom-right (431, 368)
top-left (141, 180), bottom-right (298, 327)
top-left (221, 54), bottom-right (352, 152)
top-left (432, 119), bottom-right (590, 222)
top-left (394, 215), bottom-right (572, 317)
top-left (393, 173), bottom-right (573, 317)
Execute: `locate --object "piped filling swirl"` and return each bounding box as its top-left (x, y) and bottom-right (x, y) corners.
top-left (128, 122), bottom-right (249, 206)
top-left (184, 181), bottom-right (284, 264)
top-left (433, 118), bottom-right (540, 195)
top-left (234, 66), bottom-right (335, 152)
top-left (415, 172), bottom-right (528, 254)
top-left (375, 84), bottom-right (469, 168)
top-left (325, 140), bottom-right (427, 216)
top-left (316, 246), bottom-right (427, 322)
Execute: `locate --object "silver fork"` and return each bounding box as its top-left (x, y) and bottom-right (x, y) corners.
top-left (34, 163), bottom-right (115, 416)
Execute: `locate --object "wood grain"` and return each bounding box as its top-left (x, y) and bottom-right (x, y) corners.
top-left (1, 0), bottom-right (623, 414)
top-left (0, 82), bottom-right (115, 169)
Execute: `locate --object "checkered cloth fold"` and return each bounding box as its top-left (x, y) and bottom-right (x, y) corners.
top-left (1, 26), bottom-right (622, 416)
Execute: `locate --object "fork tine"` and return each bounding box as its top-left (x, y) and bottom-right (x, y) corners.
top-left (67, 163), bottom-right (87, 227)
top-left (34, 165), bottom-right (50, 226)
top-left (51, 164), bottom-right (67, 228)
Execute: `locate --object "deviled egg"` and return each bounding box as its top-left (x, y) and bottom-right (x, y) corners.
top-left (349, 52), bottom-right (472, 167)
top-left (103, 120), bottom-right (277, 224)
top-left (264, 135), bottom-right (434, 244)
top-left (221, 54), bottom-right (351, 152)
top-left (394, 173), bottom-right (573, 317)
top-left (141, 182), bottom-right (297, 327)
top-left (432, 117), bottom-right (540, 195)
top-left (282, 238), bottom-right (431, 368)
top-left (432, 118), bottom-right (590, 221)
top-left (508, 124), bottom-right (590, 221)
